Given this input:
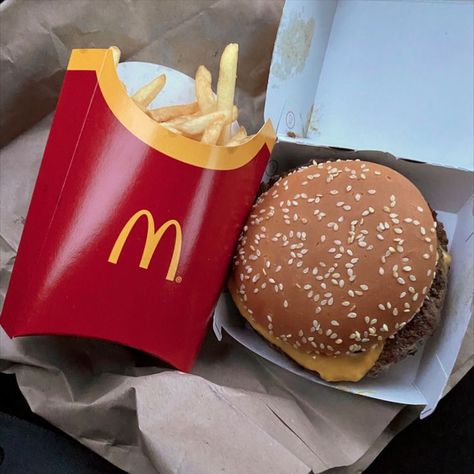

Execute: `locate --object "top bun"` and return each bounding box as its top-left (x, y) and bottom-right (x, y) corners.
top-left (230, 160), bottom-right (438, 357)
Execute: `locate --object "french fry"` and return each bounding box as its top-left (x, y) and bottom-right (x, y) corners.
top-left (216, 43), bottom-right (239, 144)
top-left (228, 126), bottom-right (247, 143)
top-left (162, 107), bottom-right (235, 138)
top-left (230, 105), bottom-right (239, 123)
top-left (114, 41), bottom-right (245, 146)
top-left (168, 111), bottom-right (227, 136)
top-left (159, 123), bottom-right (182, 135)
top-left (161, 114), bottom-right (197, 128)
top-left (110, 46), bottom-right (128, 93)
top-left (201, 119), bottom-right (225, 145)
top-left (132, 74), bottom-right (166, 108)
top-left (110, 46), bottom-right (121, 66)
top-left (195, 65), bottom-right (216, 114)
top-left (148, 102), bottom-right (198, 122)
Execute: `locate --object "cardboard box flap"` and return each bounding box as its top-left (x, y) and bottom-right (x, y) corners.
top-left (264, 1), bottom-right (337, 138)
top-left (416, 196), bottom-right (474, 418)
top-left (265, 0), bottom-right (474, 170)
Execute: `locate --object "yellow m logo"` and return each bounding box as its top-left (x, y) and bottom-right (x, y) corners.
top-left (108, 209), bottom-right (182, 281)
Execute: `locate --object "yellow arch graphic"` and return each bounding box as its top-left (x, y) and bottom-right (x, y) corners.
top-left (67, 49), bottom-right (275, 170)
top-left (108, 209), bottom-right (182, 281)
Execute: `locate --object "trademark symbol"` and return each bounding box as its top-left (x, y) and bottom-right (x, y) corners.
top-left (175, 276), bottom-right (182, 283)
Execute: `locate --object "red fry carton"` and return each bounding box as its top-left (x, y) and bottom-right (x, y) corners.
top-left (0, 49), bottom-right (276, 371)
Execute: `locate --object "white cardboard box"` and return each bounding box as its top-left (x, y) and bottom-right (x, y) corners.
top-left (214, 0), bottom-right (474, 417)
top-left (264, 0), bottom-right (473, 171)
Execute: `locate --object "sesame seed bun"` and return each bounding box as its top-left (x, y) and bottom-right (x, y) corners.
top-left (229, 160), bottom-right (440, 382)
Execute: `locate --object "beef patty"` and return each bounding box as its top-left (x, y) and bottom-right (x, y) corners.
top-left (368, 213), bottom-right (449, 376)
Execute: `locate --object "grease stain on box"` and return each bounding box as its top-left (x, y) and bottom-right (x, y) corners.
top-left (305, 103), bottom-right (319, 137)
top-left (271, 12), bottom-right (315, 80)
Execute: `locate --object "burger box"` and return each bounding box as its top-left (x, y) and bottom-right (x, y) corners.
top-left (213, 0), bottom-right (474, 417)
top-left (0, 48), bottom-right (276, 372)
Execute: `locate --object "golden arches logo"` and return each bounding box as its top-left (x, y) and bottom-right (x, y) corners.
top-left (108, 209), bottom-right (182, 281)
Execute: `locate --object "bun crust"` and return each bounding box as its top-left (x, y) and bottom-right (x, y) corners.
top-left (230, 160), bottom-right (438, 359)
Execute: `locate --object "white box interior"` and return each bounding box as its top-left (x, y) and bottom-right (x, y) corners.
top-left (264, 0), bottom-right (474, 171)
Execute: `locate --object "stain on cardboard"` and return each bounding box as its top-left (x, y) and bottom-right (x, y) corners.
top-left (303, 103), bottom-right (319, 137)
top-left (271, 12), bottom-right (315, 80)
top-left (307, 103), bottom-right (320, 137)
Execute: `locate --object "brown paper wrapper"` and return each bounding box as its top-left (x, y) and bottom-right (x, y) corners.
top-left (1, 1), bottom-right (472, 473)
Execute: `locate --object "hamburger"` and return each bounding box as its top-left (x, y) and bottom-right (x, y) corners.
top-left (229, 159), bottom-right (450, 382)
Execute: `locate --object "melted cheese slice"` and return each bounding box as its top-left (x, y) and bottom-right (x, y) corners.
top-left (442, 249), bottom-right (451, 268)
top-left (229, 282), bottom-right (383, 382)
top-left (246, 317), bottom-right (383, 382)
top-left (229, 246), bottom-right (451, 382)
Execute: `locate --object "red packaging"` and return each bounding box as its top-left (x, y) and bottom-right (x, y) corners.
top-left (1, 49), bottom-right (275, 371)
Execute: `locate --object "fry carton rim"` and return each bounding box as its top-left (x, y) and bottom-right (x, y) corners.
top-left (68, 49), bottom-right (276, 170)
